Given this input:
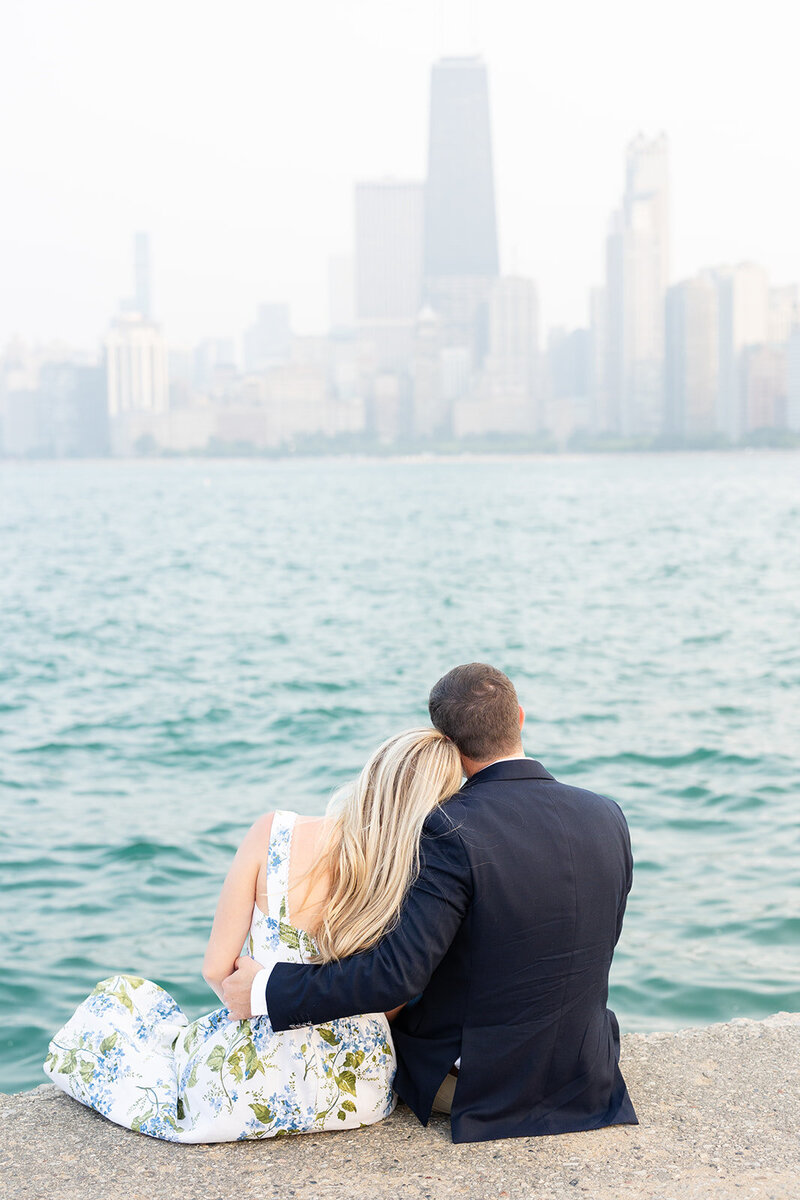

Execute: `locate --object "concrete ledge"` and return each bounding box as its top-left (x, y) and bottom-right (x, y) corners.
top-left (2, 1013), bottom-right (798, 1200)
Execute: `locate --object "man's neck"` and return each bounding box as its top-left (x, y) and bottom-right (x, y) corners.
top-left (461, 749), bottom-right (527, 779)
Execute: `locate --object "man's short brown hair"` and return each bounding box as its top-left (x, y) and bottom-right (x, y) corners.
top-left (428, 663), bottom-right (522, 762)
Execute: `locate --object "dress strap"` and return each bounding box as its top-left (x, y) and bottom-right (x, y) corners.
top-left (266, 810), bottom-right (298, 924)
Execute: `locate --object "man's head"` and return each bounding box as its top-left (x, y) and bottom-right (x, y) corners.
top-left (428, 663), bottom-right (524, 770)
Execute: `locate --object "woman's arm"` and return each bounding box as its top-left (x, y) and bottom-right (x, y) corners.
top-left (202, 813), bottom-right (273, 1001)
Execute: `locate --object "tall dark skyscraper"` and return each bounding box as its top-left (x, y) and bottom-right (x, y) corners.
top-left (423, 57), bottom-right (499, 363)
top-left (424, 57), bottom-right (499, 278)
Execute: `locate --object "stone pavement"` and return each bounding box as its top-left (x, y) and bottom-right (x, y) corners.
top-left (1, 1013), bottom-right (798, 1200)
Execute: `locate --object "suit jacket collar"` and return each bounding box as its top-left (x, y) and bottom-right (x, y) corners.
top-left (461, 758), bottom-right (555, 789)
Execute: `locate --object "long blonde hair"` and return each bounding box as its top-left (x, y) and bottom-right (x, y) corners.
top-left (311, 727), bottom-right (463, 962)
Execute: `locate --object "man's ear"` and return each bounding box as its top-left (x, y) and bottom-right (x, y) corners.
top-left (519, 705), bottom-right (525, 731)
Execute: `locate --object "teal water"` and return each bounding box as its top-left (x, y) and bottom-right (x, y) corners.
top-left (1, 453), bottom-right (799, 1094)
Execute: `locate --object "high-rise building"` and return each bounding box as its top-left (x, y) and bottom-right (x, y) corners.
top-left (105, 313), bottom-right (169, 416)
top-left (369, 371), bottom-right (410, 444)
top-left (604, 134), bottom-right (670, 435)
top-left (424, 57), bottom-right (498, 279)
top-left (714, 263), bottom-right (769, 441)
top-left (741, 345), bottom-right (787, 432)
top-left (486, 278), bottom-right (538, 385)
top-left (355, 180), bottom-right (424, 372)
top-left (767, 284), bottom-right (798, 345)
top-left (451, 278), bottom-right (540, 438)
top-left (484, 276), bottom-right (539, 416)
top-left (423, 56), bottom-right (499, 362)
top-left (356, 181), bottom-right (423, 321)
top-left (603, 213), bottom-right (625, 434)
top-left (545, 328), bottom-right (592, 441)
top-left (0, 342), bottom-right (106, 456)
top-left (787, 325), bottom-right (800, 432)
top-left (588, 288), bottom-right (608, 434)
top-left (411, 306), bottom-right (447, 438)
top-left (38, 363), bottom-right (108, 456)
top-left (665, 275), bottom-right (718, 439)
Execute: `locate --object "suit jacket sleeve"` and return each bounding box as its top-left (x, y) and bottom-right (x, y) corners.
top-left (266, 808), bottom-right (472, 1031)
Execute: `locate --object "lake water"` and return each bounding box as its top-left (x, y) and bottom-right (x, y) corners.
top-left (1, 452), bottom-right (799, 1093)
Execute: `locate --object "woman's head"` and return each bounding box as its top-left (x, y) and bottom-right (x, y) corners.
top-left (313, 727), bottom-right (463, 962)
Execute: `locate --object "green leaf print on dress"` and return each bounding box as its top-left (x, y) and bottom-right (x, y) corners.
top-left (43, 810), bottom-right (396, 1143)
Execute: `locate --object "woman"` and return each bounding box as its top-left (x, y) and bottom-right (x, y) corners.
top-left (44, 728), bottom-right (462, 1142)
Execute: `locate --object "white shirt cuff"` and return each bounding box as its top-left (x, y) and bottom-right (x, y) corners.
top-left (249, 965), bottom-right (274, 1017)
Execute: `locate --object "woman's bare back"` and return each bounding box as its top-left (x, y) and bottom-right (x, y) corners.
top-left (254, 814), bottom-right (332, 933)
top-left (254, 813), bottom-right (403, 1021)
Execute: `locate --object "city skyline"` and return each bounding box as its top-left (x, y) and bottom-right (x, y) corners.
top-left (4, 117), bottom-right (795, 379)
top-left (3, 46), bottom-right (800, 458)
top-left (3, 0), bottom-right (799, 350)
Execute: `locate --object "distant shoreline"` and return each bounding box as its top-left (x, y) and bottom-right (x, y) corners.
top-left (3, 443), bottom-right (800, 466)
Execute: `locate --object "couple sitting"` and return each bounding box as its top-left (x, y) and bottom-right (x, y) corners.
top-left (45, 663), bottom-right (637, 1144)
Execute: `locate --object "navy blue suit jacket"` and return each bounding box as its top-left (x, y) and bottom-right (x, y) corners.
top-left (267, 759), bottom-right (638, 1143)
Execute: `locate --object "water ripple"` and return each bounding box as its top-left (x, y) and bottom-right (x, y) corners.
top-left (1, 453), bottom-right (799, 1092)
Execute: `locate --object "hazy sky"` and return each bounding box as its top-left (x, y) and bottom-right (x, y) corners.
top-left (3, 0), bottom-right (798, 352)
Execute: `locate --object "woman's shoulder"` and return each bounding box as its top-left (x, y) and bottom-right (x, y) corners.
top-left (251, 810), bottom-right (324, 830)
top-left (234, 812), bottom-right (281, 868)
top-left (244, 809), bottom-right (317, 839)
top-left (242, 811), bottom-right (275, 845)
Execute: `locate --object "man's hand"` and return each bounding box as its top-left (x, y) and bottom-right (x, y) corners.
top-left (222, 955), bottom-right (263, 1020)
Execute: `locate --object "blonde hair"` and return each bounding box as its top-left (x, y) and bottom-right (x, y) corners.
top-left (312, 727), bottom-right (463, 962)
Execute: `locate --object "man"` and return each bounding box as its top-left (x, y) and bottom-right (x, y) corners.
top-left (223, 663), bottom-right (637, 1144)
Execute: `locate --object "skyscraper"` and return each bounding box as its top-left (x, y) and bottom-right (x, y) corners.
top-left (411, 305), bottom-right (447, 438)
top-left (452, 277), bottom-right (540, 438)
top-left (741, 344), bottom-right (787, 432)
top-left (588, 287), bottom-right (608, 434)
top-left (603, 212), bottom-right (625, 434)
top-left (665, 275), bottom-right (718, 439)
top-left (485, 276), bottom-right (539, 406)
top-left (767, 284), bottom-right (798, 345)
top-left (604, 134), bottom-right (670, 435)
top-left (38, 363), bottom-right (109, 456)
top-left (105, 313), bottom-right (169, 416)
top-left (355, 180), bottom-right (423, 372)
top-left (423, 57), bottom-right (499, 361)
top-left (714, 263), bottom-right (769, 441)
top-left (787, 325), bottom-right (800, 432)
top-left (356, 181), bottom-right (424, 321)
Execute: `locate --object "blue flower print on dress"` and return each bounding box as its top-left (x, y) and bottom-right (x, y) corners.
top-left (44, 811), bottom-right (396, 1142)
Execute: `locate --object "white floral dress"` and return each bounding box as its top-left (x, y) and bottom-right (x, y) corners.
top-left (44, 811), bottom-right (397, 1142)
